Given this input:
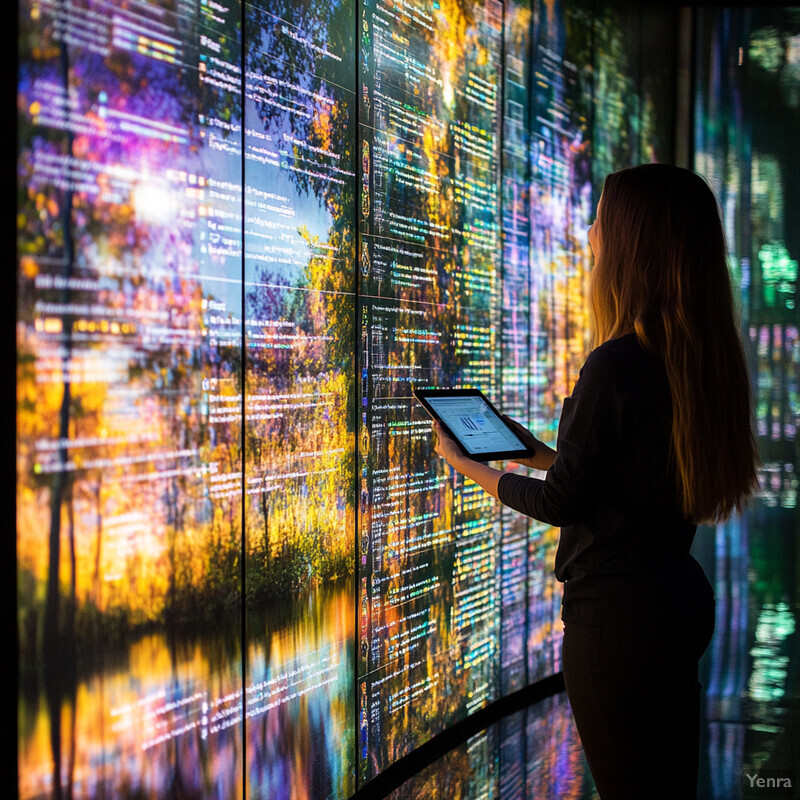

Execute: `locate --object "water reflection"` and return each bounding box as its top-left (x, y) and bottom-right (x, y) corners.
top-left (386, 694), bottom-right (596, 800)
top-left (695, 326), bottom-right (799, 796)
top-left (749, 601), bottom-right (795, 704)
top-left (696, 506), bottom-right (799, 800)
top-left (19, 622), bottom-right (243, 800)
top-left (525, 696), bottom-right (596, 800)
top-left (246, 577), bottom-right (355, 800)
top-left (18, 579), bottom-right (354, 800)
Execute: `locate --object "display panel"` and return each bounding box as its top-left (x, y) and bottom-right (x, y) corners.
top-left (17, 0), bottom-right (245, 797)
top-left (242, 0), bottom-right (357, 796)
top-left (691, 11), bottom-right (799, 794)
top-left (414, 389), bottom-right (532, 460)
top-left (357, 0), bottom-right (503, 781)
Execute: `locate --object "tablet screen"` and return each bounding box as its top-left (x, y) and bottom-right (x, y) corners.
top-left (416, 389), bottom-right (531, 459)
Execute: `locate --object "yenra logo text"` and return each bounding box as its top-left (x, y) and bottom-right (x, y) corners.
top-left (744, 773), bottom-right (793, 789)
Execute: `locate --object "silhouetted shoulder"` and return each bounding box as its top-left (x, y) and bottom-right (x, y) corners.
top-left (581, 333), bottom-right (660, 382)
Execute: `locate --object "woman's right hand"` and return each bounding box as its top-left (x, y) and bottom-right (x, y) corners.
top-left (502, 415), bottom-right (557, 471)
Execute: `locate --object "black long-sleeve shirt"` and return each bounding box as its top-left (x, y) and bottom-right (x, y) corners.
top-left (498, 333), bottom-right (697, 602)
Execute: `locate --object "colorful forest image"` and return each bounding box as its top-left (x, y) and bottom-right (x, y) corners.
top-left (18, 0), bottom-right (685, 798)
top-left (17, 0), bottom-right (248, 794)
top-left (242, 3), bottom-right (359, 793)
top-left (17, 0), bottom-right (355, 797)
top-left (244, 0), bottom-right (357, 600)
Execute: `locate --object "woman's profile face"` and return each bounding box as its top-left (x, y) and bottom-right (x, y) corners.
top-left (588, 197), bottom-right (601, 260)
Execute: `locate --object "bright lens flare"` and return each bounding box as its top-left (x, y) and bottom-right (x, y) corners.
top-left (442, 75), bottom-right (454, 106)
top-left (132, 182), bottom-right (177, 224)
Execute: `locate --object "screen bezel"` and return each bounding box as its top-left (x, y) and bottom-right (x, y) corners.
top-left (413, 388), bottom-right (535, 462)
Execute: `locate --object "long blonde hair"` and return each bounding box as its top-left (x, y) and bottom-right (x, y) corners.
top-left (590, 164), bottom-right (759, 522)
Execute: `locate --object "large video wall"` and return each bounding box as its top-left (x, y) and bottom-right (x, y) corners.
top-left (16, 1), bottom-right (674, 798)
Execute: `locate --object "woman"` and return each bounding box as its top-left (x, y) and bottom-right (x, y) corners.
top-left (432, 164), bottom-right (759, 799)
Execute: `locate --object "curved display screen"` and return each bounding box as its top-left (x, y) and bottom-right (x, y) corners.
top-left (16, 0), bottom-right (675, 798)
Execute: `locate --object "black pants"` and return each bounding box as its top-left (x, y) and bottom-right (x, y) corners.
top-left (561, 564), bottom-right (715, 800)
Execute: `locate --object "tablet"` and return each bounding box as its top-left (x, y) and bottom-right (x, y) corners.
top-left (413, 388), bottom-right (535, 462)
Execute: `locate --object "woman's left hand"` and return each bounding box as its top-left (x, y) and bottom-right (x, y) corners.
top-left (432, 421), bottom-right (467, 469)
